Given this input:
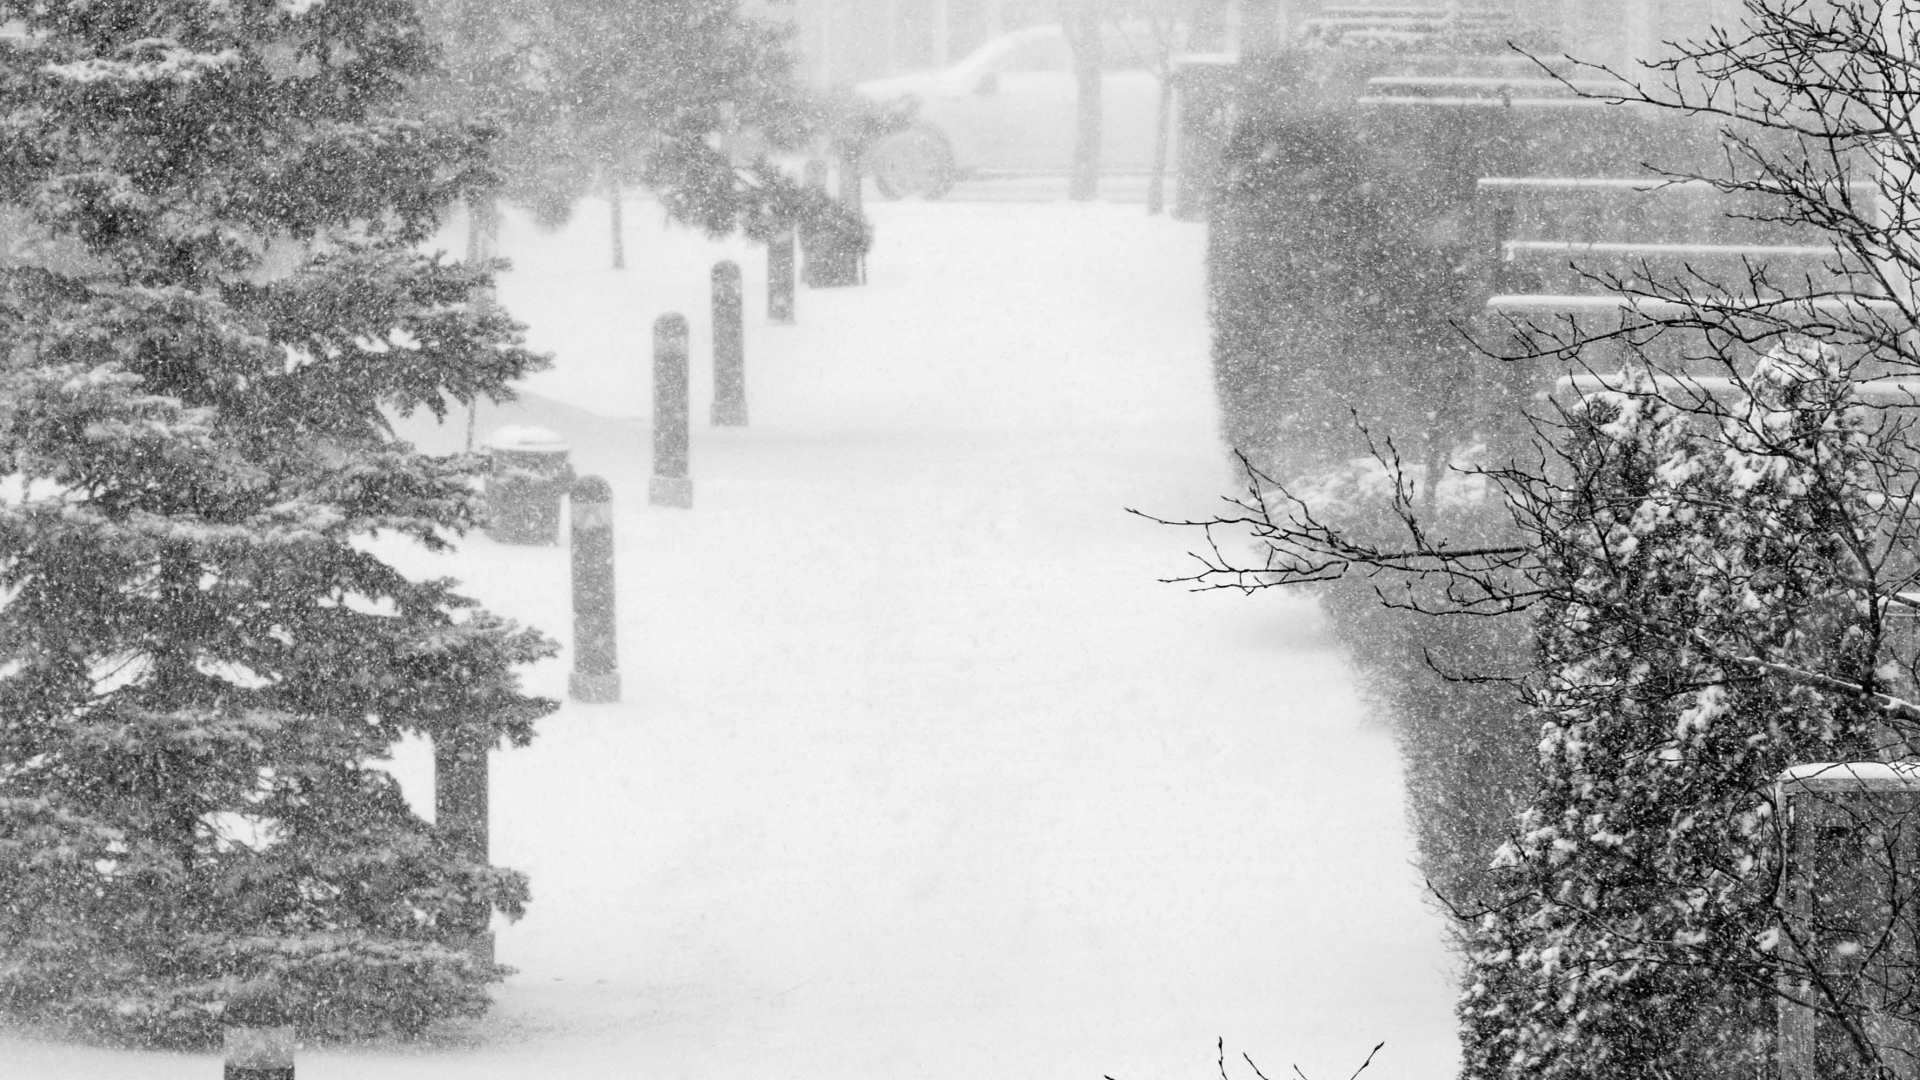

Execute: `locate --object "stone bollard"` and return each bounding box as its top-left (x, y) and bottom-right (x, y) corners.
top-left (801, 157), bottom-right (864, 289)
top-left (711, 261), bottom-right (747, 427)
top-left (434, 724), bottom-right (493, 964)
top-left (767, 229), bottom-right (795, 323)
top-left (649, 314), bottom-right (693, 508)
top-left (568, 475), bottom-right (619, 703)
top-left (223, 987), bottom-right (294, 1080)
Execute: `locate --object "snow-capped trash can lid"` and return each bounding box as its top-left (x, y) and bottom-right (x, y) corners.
top-left (487, 425), bottom-right (569, 454)
top-left (1776, 761), bottom-right (1920, 793)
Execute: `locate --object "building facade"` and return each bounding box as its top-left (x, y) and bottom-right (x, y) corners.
top-left (750, 0), bottom-right (1745, 88)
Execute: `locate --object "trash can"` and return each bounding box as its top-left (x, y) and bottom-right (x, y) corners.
top-left (484, 425), bottom-right (573, 545)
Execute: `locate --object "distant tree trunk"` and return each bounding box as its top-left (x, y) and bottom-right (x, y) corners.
top-left (1144, 8), bottom-right (1179, 215)
top-left (1063, 1), bottom-right (1103, 202)
top-left (464, 191), bottom-right (501, 451)
top-left (609, 179), bottom-right (625, 271)
top-left (465, 191), bottom-right (499, 267)
top-left (1189, 0), bottom-right (1229, 51)
top-left (1146, 70), bottom-right (1174, 214)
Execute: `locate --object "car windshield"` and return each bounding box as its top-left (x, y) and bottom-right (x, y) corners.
top-left (990, 34), bottom-right (1072, 72)
top-left (968, 26), bottom-right (1166, 75)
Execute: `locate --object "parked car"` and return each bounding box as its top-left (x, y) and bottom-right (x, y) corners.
top-left (853, 23), bottom-right (1176, 199)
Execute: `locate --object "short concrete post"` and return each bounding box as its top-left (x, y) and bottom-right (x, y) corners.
top-left (568, 475), bottom-right (620, 703)
top-left (434, 725), bottom-right (493, 964)
top-left (767, 230), bottom-right (795, 324)
top-left (711, 261), bottom-right (747, 427)
top-left (802, 157), bottom-right (864, 289)
top-left (648, 313), bottom-right (693, 508)
top-left (223, 987), bottom-right (294, 1080)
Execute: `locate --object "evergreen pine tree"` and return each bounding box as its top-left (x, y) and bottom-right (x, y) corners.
top-left (0, 0), bottom-right (556, 1046)
top-left (424, 0), bottom-right (878, 259)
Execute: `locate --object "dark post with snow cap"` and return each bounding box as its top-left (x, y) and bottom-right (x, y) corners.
top-left (568, 475), bottom-right (619, 703)
top-left (711, 261), bottom-right (747, 427)
top-left (649, 313), bottom-right (693, 508)
top-left (768, 229), bottom-right (795, 323)
top-left (800, 157), bottom-right (863, 289)
top-left (434, 725), bottom-right (493, 963)
top-left (223, 985), bottom-right (294, 1080)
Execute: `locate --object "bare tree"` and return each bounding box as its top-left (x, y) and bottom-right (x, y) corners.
top-left (1062, 0), bottom-right (1106, 201)
top-left (1155, 1), bottom-right (1920, 1075)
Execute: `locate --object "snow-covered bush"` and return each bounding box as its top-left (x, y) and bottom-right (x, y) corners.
top-left (1173, 339), bottom-right (1920, 1075)
top-left (1461, 354), bottom-right (1890, 1078)
top-left (1183, 1), bottom-right (1920, 1072)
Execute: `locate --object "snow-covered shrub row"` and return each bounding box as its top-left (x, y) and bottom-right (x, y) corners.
top-left (1460, 354), bottom-right (1900, 1079)
top-left (1201, 13), bottom-right (1920, 1073)
top-left (1202, 47), bottom-right (1736, 975)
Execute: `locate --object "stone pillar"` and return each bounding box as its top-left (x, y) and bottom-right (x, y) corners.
top-left (802, 158), bottom-right (865, 288)
top-left (711, 262), bottom-right (747, 426)
top-left (568, 475), bottom-right (620, 703)
top-left (649, 313), bottom-right (693, 508)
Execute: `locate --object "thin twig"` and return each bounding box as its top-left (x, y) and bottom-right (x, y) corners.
top-left (1347, 1042), bottom-right (1385, 1080)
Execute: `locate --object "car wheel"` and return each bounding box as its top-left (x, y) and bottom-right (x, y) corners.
top-left (871, 127), bottom-right (956, 200)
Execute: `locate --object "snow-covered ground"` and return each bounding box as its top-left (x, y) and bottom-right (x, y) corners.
top-left (2, 195), bottom-right (1460, 1079)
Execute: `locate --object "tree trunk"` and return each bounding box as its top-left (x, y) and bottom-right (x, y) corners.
top-left (1063, 3), bottom-right (1103, 202)
top-left (609, 181), bottom-right (625, 271)
top-left (465, 192), bottom-right (499, 267)
top-left (1146, 54), bottom-right (1175, 215)
top-left (1189, 0), bottom-right (1229, 51)
top-left (464, 191), bottom-right (500, 451)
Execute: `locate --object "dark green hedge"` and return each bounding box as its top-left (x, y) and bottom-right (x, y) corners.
top-left (1204, 51), bottom-right (1739, 911)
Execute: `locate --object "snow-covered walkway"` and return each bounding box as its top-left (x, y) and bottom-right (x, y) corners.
top-left (4, 200), bottom-right (1459, 1079)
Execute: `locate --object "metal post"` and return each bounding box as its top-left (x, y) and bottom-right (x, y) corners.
top-left (1490, 184), bottom-right (1517, 296)
top-left (648, 313), bottom-right (693, 508)
top-left (711, 262), bottom-right (747, 426)
top-left (568, 475), bottom-right (619, 703)
top-left (434, 724), bottom-right (493, 964)
top-left (768, 230), bottom-right (795, 323)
